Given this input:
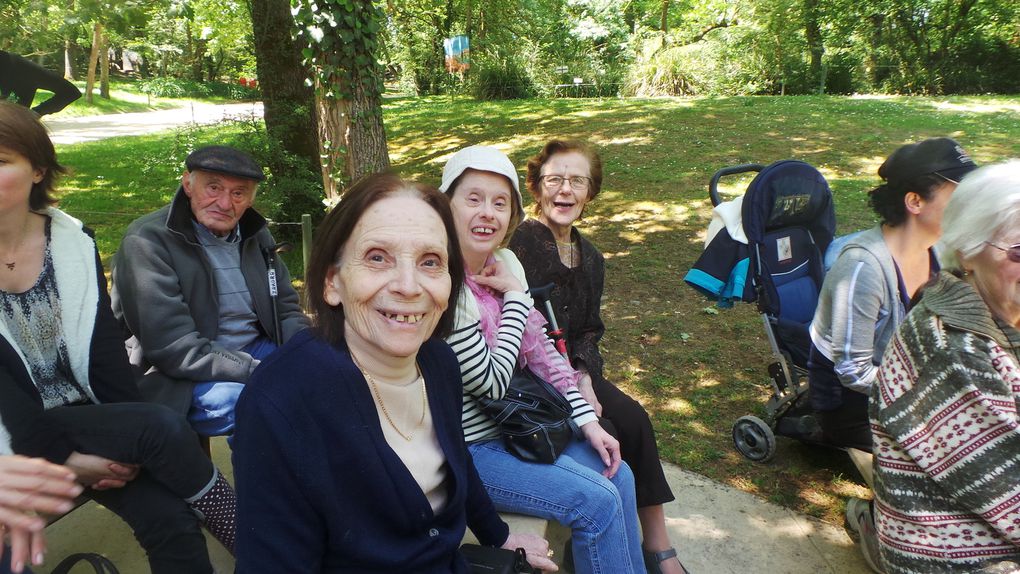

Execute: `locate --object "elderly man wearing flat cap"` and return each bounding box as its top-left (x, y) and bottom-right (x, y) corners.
top-left (111, 145), bottom-right (308, 440)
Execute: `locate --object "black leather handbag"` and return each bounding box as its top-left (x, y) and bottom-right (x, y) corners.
top-left (460, 544), bottom-right (537, 574)
top-left (477, 368), bottom-right (575, 464)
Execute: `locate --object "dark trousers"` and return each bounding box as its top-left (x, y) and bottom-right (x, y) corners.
top-left (46, 403), bottom-right (215, 574)
top-left (593, 374), bottom-right (675, 508)
top-left (816, 390), bottom-right (873, 452)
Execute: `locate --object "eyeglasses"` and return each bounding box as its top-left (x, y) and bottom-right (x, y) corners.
top-left (540, 175), bottom-right (590, 191)
top-left (986, 241), bottom-right (1020, 263)
top-left (934, 172), bottom-right (959, 185)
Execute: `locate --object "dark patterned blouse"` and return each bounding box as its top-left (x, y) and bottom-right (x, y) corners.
top-left (508, 218), bottom-right (608, 384)
top-left (0, 218), bottom-right (88, 408)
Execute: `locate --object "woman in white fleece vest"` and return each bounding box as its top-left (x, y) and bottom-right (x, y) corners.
top-left (0, 101), bottom-right (235, 574)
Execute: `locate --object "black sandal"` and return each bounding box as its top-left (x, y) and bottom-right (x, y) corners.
top-left (644, 547), bottom-right (690, 574)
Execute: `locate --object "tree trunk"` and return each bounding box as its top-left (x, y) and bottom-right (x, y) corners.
top-left (99, 30), bottom-right (110, 99)
top-left (866, 13), bottom-right (884, 88)
top-left (193, 39), bottom-right (206, 82)
top-left (64, 37), bottom-right (76, 80)
top-left (249, 0), bottom-right (323, 216)
top-left (85, 22), bottom-right (102, 104)
top-left (344, 78), bottom-right (389, 183)
top-left (185, 21), bottom-right (205, 82)
top-left (803, 0), bottom-right (824, 93)
top-left (660, 0), bottom-right (670, 33)
top-left (294, 0), bottom-right (390, 200)
top-left (315, 77), bottom-right (389, 202)
top-left (64, 0), bottom-right (76, 79)
top-left (315, 89), bottom-right (344, 201)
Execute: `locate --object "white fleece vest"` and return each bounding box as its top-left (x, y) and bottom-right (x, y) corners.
top-left (0, 208), bottom-right (100, 408)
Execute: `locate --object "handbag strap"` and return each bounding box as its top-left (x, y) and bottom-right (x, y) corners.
top-left (50, 552), bottom-right (120, 574)
top-left (514, 547), bottom-right (537, 573)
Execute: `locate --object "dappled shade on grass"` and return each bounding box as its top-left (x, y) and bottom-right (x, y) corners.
top-left (55, 93), bottom-right (1020, 525)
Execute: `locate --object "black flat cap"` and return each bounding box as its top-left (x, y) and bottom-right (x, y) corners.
top-left (185, 145), bottom-right (265, 182)
top-left (878, 137), bottom-right (977, 187)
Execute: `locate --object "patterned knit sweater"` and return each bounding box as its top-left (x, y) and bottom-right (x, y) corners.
top-left (870, 271), bottom-right (1020, 573)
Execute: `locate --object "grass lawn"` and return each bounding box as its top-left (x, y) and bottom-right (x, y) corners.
top-left (55, 93), bottom-right (1020, 524)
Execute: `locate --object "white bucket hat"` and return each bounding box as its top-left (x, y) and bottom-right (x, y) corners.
top-left (439, 145), bottom-right (525, 221)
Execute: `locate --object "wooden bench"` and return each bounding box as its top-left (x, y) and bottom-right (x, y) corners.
top-left (462, 513), bottom-right (571, 570)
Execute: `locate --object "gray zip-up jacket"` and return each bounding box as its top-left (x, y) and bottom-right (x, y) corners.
top-left (110, 187), bottom-right (308, 414)
top-left (809, 226), bottom-right (903, 397)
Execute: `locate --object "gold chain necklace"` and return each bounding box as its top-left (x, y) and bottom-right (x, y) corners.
top-left (351, 354), bottom-right (427, 442)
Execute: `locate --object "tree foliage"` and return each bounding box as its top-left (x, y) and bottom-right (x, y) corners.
top-left (377, 0), bottom-right (1019, 95)
top-left (2, 0), bottom-right (1016, 100)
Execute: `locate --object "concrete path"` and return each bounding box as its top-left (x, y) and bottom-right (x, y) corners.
top-left (42, 102), bottom-right (264, 145)
top-left (43, 438), bottom-right (869, 574)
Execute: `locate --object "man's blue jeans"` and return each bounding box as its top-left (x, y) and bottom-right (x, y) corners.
top-left (468, 438), bottom-right (645, 574)
top-left (188, 337), bottom-right (277, 437)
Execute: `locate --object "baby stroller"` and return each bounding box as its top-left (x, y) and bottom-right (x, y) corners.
top-left (685, 160), bottom-right (835, 462)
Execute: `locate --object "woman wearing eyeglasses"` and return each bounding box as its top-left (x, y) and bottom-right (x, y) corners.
top-left (809, 138), bottom-right (976, 571)
top-left (508, 140), bottom-right (688, 574)
top-left (869, 160), bottom-right (1020, 573)
top-left (440, 145), bottom-right (645, 573)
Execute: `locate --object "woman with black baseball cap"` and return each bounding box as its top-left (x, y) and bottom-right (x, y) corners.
top-left (808, 137), bottom-right (977, 571)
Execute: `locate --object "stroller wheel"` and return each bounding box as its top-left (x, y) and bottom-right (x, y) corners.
top-left (732, 415), bottom-right (777, 462)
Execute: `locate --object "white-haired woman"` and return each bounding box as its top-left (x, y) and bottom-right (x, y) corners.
top-left (870, 160), bottom-right (1020, 573)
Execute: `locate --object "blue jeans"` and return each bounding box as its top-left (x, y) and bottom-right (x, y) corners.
top-left (188, 337), bottom-right (277, 437)
top-left (468, 438), bottom-right (645, 574)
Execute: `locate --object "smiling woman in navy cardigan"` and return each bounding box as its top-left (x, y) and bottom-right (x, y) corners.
top-left (233, 174), bottom-right (556, 573)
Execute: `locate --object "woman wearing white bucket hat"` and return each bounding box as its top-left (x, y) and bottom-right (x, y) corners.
top-left (440, 145), bottom-right (645, 573)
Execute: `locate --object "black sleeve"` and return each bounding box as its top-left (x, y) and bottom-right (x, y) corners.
top-left (234, 387), bottom-right (325, 571)
top-left (0, 359), bottom-right (76, 463)
top-left (570, 247), bottom-right (606, 379)
top-left (88, 245), bottom-right (141, 404)
top-left (16, 54), bottom-right (81, 116)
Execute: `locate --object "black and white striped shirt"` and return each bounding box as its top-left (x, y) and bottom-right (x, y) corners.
top-left (446, 250), bottom-right (596, 443)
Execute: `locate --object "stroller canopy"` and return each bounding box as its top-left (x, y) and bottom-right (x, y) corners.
top-left (741, 160), bottom-right (835, 256)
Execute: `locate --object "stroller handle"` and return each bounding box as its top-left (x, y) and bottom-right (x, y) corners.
top-left (527, 282), bottom-right (555, 301)
top-left (527, 283), bottom-right (569, 357)
top-left (709, 164), bottom-right (766, 207)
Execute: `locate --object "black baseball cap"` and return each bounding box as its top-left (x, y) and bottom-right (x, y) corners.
top-left (878, 137), bottom-right (977, 186)
top-left (185, 145), bottom-right (265, 182)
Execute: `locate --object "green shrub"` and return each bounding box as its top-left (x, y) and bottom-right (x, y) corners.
top-left (138, 77), bottom-right (260, 100)
top-left (823, 52), bottom-right (859, 95)
top-left (624, 29), bottom-right (797, 96)
top-left (625, 43), bottom-right (699, 96)
top-left (471, 56), bottom-right (537, 100)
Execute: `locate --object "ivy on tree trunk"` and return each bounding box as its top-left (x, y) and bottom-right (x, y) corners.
top-left (293, 0), bottom-right (390, 200)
